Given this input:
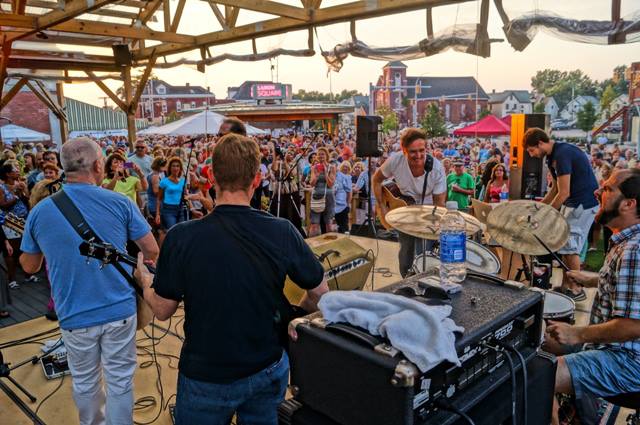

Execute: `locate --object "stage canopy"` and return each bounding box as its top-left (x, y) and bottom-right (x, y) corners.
top-left (141, 110), bottom-right (265, 136)
top-left (453, 115), bottom-right (511, 137)
top-left (1, 124), bottom-right (50, 142)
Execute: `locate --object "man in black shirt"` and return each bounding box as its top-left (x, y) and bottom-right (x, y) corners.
top-left (135, 133), bottom-right (328, 425)
top-left (525, 128), bottom-right (599, 301)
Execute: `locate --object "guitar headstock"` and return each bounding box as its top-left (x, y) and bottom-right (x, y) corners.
top-left (78, 240), bottom-right (121, 268)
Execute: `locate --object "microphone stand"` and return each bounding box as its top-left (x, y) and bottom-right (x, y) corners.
top-left (0, 350), bottom-right (48, 425)
top-left (175, 138), bottom-right (196, 223)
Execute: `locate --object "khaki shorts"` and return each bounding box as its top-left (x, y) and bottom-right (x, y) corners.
top-left (558, 205), bottom-right (598, 255)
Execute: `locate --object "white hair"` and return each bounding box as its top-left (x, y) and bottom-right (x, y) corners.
top-left (60, 137), bottom-right (102, 174)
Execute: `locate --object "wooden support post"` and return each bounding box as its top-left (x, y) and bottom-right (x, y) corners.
top-left (56, 82), bottom-right (68, 144)
top-left (130, 52), bottom-right (157, 114)
top-left (0, 77), bottom-right (26, 109)
top-left (123, 66), bottom-right (136, 152)
top-left (0, 37), bottom-right (13, 100)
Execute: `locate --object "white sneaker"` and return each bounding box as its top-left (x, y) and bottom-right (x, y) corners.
top-left (8, 281), bottom-right (19, 289)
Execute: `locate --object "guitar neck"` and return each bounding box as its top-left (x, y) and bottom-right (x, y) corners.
top-left (117, 252), bottom-right (156, 275)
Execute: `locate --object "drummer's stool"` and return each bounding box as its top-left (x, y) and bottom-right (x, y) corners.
top-left (604, 392), bottom-right (640, 424)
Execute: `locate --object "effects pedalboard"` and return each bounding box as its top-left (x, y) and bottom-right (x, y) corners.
top-left (40, 352), bottom-right (71, 380)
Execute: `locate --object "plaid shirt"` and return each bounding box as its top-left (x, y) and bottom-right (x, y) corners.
top-left (589, 223), bottom-right (640, 353)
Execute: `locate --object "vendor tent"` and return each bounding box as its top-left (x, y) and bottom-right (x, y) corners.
top-left (0, 124), bottom-right (50, 142)
top-left (142, 111), bottom-right (266, 136)
top-left (453, 115), bottom-right (510, 137)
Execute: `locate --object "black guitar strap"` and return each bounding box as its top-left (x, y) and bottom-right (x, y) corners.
top-left (50, 190), bottom-right (141, 296)
top-left (420, 154), bottom-right (434, 205)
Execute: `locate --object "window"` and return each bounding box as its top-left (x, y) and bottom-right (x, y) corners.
top-left (202, 101), bottom-right (208, 107)
top-left (394, 72), bottom-right (401, 87)
top-left (445, 104), bottom-right (451, 120)
top-left (191, 101), bottom-right (196, 109)
top-left (176, 101), bottom-right (182, 112)
top-left (461, 104), bottom-right (466, 116)
top-left (161, 101), bottom-right (167, 114)
top-left (156, 85), bottom-right (166, 95)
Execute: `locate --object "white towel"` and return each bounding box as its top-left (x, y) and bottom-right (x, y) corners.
top-left (319, 291), bottom-right (464, 373)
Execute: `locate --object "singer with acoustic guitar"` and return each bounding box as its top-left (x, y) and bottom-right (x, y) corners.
top-left (372, 128), bottom-right (446, 278)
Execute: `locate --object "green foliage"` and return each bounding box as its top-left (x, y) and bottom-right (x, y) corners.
top-left (600, 85), bottom-right (618, 117)
top-left (376, 106), bottom-right (398, 134)
top-left (420, 103), bottom-right (447, 138)
top-left (164, 111), bottom-right (180, 124)
top-left (479, 108), bottom-right (491, 119)
top-left (577, 101), bottom-right (597, 133)
top-left (534, 102), bottom-right (546, 113)
top-left (293, 89), bottom-right (364, 102)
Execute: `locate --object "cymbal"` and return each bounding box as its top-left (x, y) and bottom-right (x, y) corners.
top-left (384, 205), bottom-right (483, 240)
top-left (486, 200), bottom-right (569, 255)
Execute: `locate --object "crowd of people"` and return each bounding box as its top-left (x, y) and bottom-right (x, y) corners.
top-left (0, 118), bottom-right (639, 425)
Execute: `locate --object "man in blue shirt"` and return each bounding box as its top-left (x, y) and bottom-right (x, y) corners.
top-left (443, 143), bottom-right (459, 158)
top-left (525, 128), bottom-right (599, 301)
top-left (20, 137), bottom-right (159, 425)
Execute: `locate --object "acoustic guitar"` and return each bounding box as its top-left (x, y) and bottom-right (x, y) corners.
top-left (378, 180), bottom-right (415, 230)
top-left (3, 213), bottom-right (25, 235)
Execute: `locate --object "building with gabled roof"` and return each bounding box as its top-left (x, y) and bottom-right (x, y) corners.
top-left (488, 90), bottom-right (532, 117)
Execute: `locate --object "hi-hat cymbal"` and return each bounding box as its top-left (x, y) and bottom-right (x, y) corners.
top-left (486, 200), bottom-right (569, 255)
top-left (384, 205), bottom-right (483, 240)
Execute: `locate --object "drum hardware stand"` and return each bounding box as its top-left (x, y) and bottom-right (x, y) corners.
top-left (0, 350), bottom-right (48, 425)
top-left (514, 254), bottom-right (533, 283)
top-left (352, 156), bottom-right (377, 238)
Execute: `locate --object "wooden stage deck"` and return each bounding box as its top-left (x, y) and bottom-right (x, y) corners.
top-left (0, 235), bottom-right (624, 425)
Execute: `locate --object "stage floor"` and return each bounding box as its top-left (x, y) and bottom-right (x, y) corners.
top-left (0, 235), bottom-right (616, 424)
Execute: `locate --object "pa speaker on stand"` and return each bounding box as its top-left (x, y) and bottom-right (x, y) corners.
top-left (508, 113), bottom-right (549, 200)
top-left (352, 116), bottom-right (383, 237)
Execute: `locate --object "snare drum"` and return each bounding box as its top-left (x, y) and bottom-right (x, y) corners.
top-left (543, 291), bottom-right (575, 324)
top-left (413, 240), bottom-right (501, 275)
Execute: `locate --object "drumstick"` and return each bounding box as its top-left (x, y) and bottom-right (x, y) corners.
top-left (532, 234), bottom-right (571, 272)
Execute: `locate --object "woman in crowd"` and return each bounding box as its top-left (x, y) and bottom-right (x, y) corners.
top-left (334, 161), bottom-right (353, 234)
top-left (484, 163), bottom-right (509, 203)
top-left (156, 156), bottom-right (189, 231)
top-left (309, 147), bottom-right (336, 236)
top-left (270, 147), bottom-right (303, 235)
top-left (0, 163), bottom-right (30, 289)
top-left (146, 157), bottom-right (167, 223)
top-left (42, 163), bottom-right (60, 181)
top-left (22, 152), bottom-right (36, 176)
top-left (102, 153), bottom-right (148, 204)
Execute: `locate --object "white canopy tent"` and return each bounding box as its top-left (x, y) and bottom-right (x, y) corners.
top-left (141, 111), bottom-right (266, 136)
top-left (1, 124), bottom-right (50, 143)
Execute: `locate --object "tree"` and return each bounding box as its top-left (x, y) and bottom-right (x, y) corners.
top-left (531, 69), bottom-right (597, 109)
top-left (479, 108), bottom-right (491, 119)
top-left (576, 101), bottom-right (597, 133)
top-left (165, 111), bottom-right (180, 124)
top-left (376, 106), bottom-right (398, 135)
top-left (534, 102), bottom-right (546, 113)
top-left (420, 103), bottom-right (447, 138)
top-left (531, 69), bottom-right (565, 96)
top-left (600, 84), bottom-right (618, 118)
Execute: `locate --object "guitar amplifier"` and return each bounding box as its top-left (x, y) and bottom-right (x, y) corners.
top-left (284, 233), bottom-right (374, 305)
top-left (288, 273), bottom-right (543, 425)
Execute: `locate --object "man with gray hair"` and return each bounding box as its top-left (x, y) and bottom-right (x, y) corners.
top-left (19, 137), bottom-right (159, 425)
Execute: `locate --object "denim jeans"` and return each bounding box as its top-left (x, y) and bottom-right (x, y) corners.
top-left (160, 203), bottom-right (187, 230)
top-left (175, 350), bottom-right (289, 425)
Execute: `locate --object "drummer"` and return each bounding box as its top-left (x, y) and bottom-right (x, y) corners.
top-left (545, 169), bottom-right (640, 425)
top-left (524, 128), bottom-right (599, 302)
top-left (372, 128), bottom-right (446, 278)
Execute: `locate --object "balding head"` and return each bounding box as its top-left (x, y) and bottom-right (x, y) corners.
top-left (61, 137), bottom-right (104, 183)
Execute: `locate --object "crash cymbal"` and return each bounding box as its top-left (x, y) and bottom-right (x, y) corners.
top-left (384, 205), bottom-right (483, 240)
top-left (486, 200), bottom-right (569, 255)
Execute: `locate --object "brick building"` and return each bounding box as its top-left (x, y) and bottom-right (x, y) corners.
top-left (136, 79), bottom-right (217, 123)
top-left (372, 61), bottom-right (489, 125)
top-left (1, 80), bottom-right (57, 135)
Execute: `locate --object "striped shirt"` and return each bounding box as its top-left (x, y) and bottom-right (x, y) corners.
top-left (589, 223), bottom-right (640, 353)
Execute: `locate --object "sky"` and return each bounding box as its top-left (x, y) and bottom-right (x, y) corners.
top-left (59, 0), bottom-right (639, 107)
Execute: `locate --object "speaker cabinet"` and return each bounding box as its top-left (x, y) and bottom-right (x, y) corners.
top-left (112, 44), bottom-right (132, 67)
top-left (356, 115), bottom-right (383, 157)
top-left (509, 113), bottom-right (549, 200)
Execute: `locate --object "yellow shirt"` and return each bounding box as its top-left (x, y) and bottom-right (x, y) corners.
top-left (102, 176), bottom-right (140, 203)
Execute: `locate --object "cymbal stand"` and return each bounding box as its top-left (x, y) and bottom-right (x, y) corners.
top-left (514, 254), bottom-right (532, 283)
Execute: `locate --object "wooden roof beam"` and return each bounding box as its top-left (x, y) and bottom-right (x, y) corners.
top-left (170, 0), bottom-right (185, 33)
top-left (0, 0), bottom-right (155, 21)
top-left (134, 0), bottom-right (474, 59)
top-left (211, 0), bottom-right (310, 21)
top-left (37, 0), bottom-right (121, 29)
top-left (1, 13), bottom-right (197, 43)
top-left (0, 77), bottom-right (27, 109)
top-left (224, 5), bottom-right (239, 28)
top-left (85, 70), bottom-right (128, 111)
top-left (207, 1), bottom-right (228, 30)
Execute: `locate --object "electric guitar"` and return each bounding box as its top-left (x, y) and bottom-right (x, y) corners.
top-left (78, 241), bottom-right (156, 297)
top-left (378, 180), bottom-right (416, 230)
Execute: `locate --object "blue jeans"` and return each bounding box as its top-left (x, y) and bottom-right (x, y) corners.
top-left (174, 351), bottom-right (289, 425)
top-left (160, 204), bottom-right (187, 230)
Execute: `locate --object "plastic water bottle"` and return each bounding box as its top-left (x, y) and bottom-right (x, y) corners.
top-left (499, 184), bottom-right (509, 202)
top-left (440, 201), bottom-right (467, 285)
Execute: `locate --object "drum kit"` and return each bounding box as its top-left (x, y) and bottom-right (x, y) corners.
top-left (384, 200), bottom-right (575, 323)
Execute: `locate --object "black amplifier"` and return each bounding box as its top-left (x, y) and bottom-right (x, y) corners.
top-left (288, 272), bottom-right (544, 425)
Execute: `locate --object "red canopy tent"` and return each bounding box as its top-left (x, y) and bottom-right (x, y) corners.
top-left (500, 115), bottom-right (512, 126)
top-left (453, 115), bottom-right (511, 136)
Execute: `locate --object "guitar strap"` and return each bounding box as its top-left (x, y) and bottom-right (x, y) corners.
top-left (420, 154), bottom-right (434, 205)
top-left (50, 190), bottom-right (141, 296)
